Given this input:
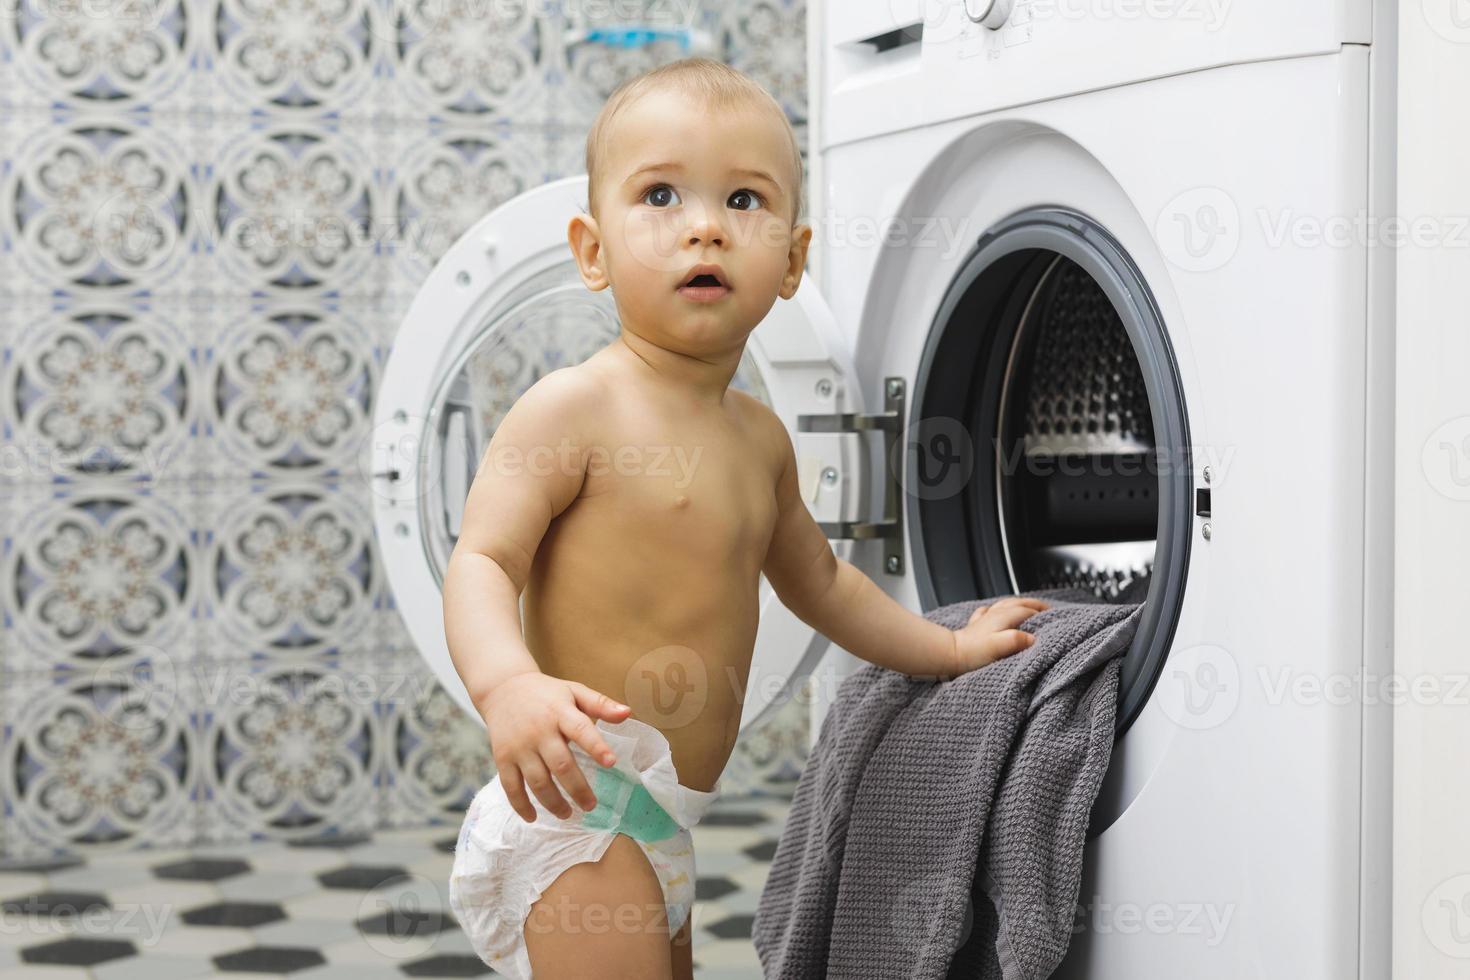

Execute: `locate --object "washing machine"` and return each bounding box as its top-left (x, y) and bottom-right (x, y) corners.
top-left (369, 0), bottom-right (1396, 976)
top-left (801, 0), bottom-right (1396, 977)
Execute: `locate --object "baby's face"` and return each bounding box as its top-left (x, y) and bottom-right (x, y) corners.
top-left (569, 88), bottom-right (811, 358)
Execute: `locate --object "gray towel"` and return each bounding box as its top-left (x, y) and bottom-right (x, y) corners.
top-left (753, 589), bottom-right (1144, 980)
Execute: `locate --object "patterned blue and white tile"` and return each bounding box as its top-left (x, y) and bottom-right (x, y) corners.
top-left (185, 301), bottom-right (380, 484)
top-left (372, 650), bottom-right (493, 832)
top-left (189, 476), bottom-right (385, 661)
top-left (190, 652), bottom-right (383, 848)
top-left (0, 109), bottom-right (206, 307)
top-left (0, 480), bottom-right (201, 676)
top-left (0, 0), bottom-right (206, 118)
top-left (721, 0), bottom-right (810, 124)
top-left (540, 0), bottom-right (808, 126)
top-left (374, 119), bottom-right (554, 301)
top-left (0, 303), bottom-right (204, 488)
top-left (0, 0), bottom-right (423, 126)
top-left (0, 663), bottom-right (200, 862)
top-left (187, 121), bottom-right (396, 306)
top-left (373, 0), bottom-right (558, 130)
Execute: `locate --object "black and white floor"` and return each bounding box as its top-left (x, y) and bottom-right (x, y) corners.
top-left (0, 787), bottom-right (796, 978)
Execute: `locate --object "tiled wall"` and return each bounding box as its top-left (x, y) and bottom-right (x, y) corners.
top-left (0, 0), bottom-right (813, 860)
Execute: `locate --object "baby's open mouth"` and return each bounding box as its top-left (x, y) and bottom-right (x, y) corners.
top-left (679, 264), bottom-right (729, 289)
top-left (677, 264), bottom-right (731, 302)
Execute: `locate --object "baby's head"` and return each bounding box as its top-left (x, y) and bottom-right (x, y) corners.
top-left (568, 57), bottom-right (812, 361)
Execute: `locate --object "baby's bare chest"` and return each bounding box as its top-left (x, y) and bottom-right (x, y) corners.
top-left (575, 423), bottom-right (778, 565)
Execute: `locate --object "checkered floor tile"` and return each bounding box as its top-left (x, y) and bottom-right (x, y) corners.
top-left (0, 788), bottom-right (797, 978)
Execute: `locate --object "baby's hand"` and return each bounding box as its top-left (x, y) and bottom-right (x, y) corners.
top-left (481, 672), bottom-right (632, 822)
top-left (950, 597), bottom-right (1051, 676)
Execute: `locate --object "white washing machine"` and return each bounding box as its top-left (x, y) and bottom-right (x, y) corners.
top-left (806, 0), bottom-right (1396, 977)
top-left (369, 0), bottom-right (1397, 976)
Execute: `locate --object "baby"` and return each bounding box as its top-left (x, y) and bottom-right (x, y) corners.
top-left (442, 57), bottom-right (1048, 980)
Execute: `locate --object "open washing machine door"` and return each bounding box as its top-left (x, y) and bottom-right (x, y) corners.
top-left (907, 208), bottom-right (1193, 746)
top-left (368, 174), bottom-right (866, 737)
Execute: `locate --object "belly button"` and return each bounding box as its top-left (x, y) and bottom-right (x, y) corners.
top-left (673, 494), bottom-right (689, 508)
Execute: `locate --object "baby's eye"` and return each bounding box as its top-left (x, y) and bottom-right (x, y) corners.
top-left (729, 188), bottom-right (764, 212)
top-left (642, 184), bottom-right (681, 208)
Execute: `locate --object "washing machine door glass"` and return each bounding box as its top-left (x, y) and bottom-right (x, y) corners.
top-left (371, 175), bottom-right (863, 737)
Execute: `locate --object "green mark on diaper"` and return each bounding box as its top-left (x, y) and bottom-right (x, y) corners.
top-left (582, 767), bottom-right (680, 842)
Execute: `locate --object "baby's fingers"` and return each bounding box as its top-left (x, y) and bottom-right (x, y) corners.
top-left (984, 629), bottom-right (1036, 663)
top-left (539, 738), bottom-right (597, 815)
top-left (498, 763), bottom-right (537, 823)
top-left (994, 596), bottom-right (1051, 613)
top-left (519, 756), bottom-right (574, 821)
top-left (986, 603), bottom-right (1045, 632)
top-left (560, 709), bottom-right (617, 769)
top-left (969, 598), bottom-right (1049, 626)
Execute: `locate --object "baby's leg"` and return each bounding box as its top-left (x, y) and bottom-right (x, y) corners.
top-left (670, 913), bottom-right (693, 980)
top-left (523, 832), bottom-right (675, 980)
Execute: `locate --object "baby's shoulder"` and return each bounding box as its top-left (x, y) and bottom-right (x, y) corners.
top-left (502, 362), bottom-right (609, 445)
top-left (726, 388), bottom-right (787, 478)
top-left (522, 360), bottom-right (610, 410)
top-left (726, 386), bottom-right (774, 426)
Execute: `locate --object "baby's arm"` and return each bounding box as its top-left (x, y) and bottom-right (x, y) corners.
top-left (753, 404), bottom-right (1044, 679)
top-left (443, 367), bottom-right (630, 821)
top-left (443, 368), bottom-right (590, 710)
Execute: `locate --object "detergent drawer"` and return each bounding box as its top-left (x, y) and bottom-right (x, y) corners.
top-left (815, 0), bottom-right (1372, 150)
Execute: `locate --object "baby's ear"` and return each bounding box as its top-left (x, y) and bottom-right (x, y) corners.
top-left (567, 210), bottom-right (609, 292)
top-left (778, 222), bottom-right (814, 300)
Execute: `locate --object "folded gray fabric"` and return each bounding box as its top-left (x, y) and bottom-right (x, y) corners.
top-left (753, 588), bottom-right (1144, 980)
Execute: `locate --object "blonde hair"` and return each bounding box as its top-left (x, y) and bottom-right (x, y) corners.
top-left (584, 57), bottom-right (804, 225)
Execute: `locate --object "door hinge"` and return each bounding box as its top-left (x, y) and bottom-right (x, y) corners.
top-left (796, 376), bottom-right (906, 575)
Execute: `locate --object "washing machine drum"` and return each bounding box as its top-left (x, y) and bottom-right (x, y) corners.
top-left (911, 209), bottom-right (1192, 735)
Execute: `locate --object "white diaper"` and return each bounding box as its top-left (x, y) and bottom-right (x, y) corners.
top-left (448, 716), bottom-right (721, 979)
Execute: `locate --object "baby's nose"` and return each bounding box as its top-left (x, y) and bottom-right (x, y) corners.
top-left (685, 217), bottom-right (724, 245)
top-left (687, 224), bottom-right (724, 246)
top-left (683, 197), bottom-right (726, 244)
